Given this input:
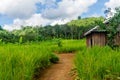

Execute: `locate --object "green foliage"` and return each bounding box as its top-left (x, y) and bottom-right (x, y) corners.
top-left (96, 7), bottom-right (120, 49)
top-left (0, 39), bottom-right (2, 44)
top-left (51, 39), bottom-right (86, 53)
top-left (0, 17), bottom-right (104, 43)
top-left (75, 46), bottom-right (120, 80)
top-left (0, 17), bottom-right (105, 45)
top-left (78, 16), bottom-right (81, 20)
top-left (19, 36), bottom-right (23, 44)
top-left (67, 17), bottom-right (104, 38)
top-left (57, 38), bottom-right (62, 47)
top-left (67, 17), bottom-right (104, 27)
top-left (0, 30), bottom-right (18, 43)
top-left (0, 43), bottom-right (59, 80)
top-left (106, 7), bottom-right (120, 48)
top-left (49, 53), bottom-right (59, 63)
top-left (0, 25), bottom-right (3, 30)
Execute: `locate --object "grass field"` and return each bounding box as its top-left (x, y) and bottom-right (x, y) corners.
top-left (1, 39), bottom-right (120, 80)
top-left (50, 39), bottom-right (86, 53)
top-left (0, 39), bottom-right (85, 80)
top-left (75, 46), bottom-right (120, 80)
top-left (0, 43), bottom-right (58, 80)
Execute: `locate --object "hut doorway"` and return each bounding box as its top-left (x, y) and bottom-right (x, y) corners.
top-left (90, 38), bottom-right (92, 47)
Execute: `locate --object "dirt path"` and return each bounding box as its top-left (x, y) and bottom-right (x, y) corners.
top-left (36, 53), bottom-right (75, 80)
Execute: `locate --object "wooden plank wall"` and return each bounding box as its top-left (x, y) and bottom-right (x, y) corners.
top-left (86, 35), bottom-right (92, 47)
top-left (114, 32), bottom-right (120, 46)
top-left (86, 32), bottom-right (107, 47)
top-left (86, 32), bottom-right (120, 47)
top-left (92, 33), bottom-right (106, 46)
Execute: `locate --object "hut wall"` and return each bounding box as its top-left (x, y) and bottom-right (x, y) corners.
top-left (114, 32), bottom-right (120, 46)
top-left (86, 35), bottom-right (92, 47)
top-left (92, 33), bottom-right (106, 46)
top-left (86, 32), bottom-right (107, 47)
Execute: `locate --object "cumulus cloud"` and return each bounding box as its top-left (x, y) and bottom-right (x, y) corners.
top-left (105, 0), bottom-right (120, 9)
top-left (3, 14), bottom-right (51, 31)
top-left (25, 14), bottom-right (50, 26)
top-left (104, 0), bottom-right (120, 19)
top-left (42, 0), bottom-right (97, 20)
top-left (3, 19), bottom-right (24, 31)
top-left (2, 0), bottom-right (97, 31)
top-left (0, 0), bottom-right (44, 19)
top-left (51, 19), bottom-right (70, 26)
top-left (3, 14), bottom-right (70, 31)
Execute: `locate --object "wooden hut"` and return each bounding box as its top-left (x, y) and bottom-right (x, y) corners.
top-left (84, 26), bottom-right (120, 47)
top-left (114, 32), bottom-right (120, 46)
top-left (84, 19), bottom-right (120, 47)
top-left (84, 26), bottom-right (107, 47)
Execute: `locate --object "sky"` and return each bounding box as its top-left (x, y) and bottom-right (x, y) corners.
top-left (0, 0), bottom-right (120, 31)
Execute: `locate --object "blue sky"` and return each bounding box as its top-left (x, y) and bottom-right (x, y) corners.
top-left (0, 0), bottom-right (120, 31)
top-left (82, 0), bottom-right (109, 18)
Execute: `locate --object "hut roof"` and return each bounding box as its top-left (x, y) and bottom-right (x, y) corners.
top-left (84, 19), bottom-right (109, 36)
top-left (84, 26), bottom-right (106, 36)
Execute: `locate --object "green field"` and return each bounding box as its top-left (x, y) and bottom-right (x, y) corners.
top-left (0, 39), bottom-right (85, 80)
top-left (0, 39), bottom-right (120, 80)
top-left (75, 46), bottom-right (120, 80)
top-left (0, 43), bottom-right (59, 80)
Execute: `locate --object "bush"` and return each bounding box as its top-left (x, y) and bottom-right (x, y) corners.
top-left (50, 53), bottom-right (59, 63)
top-left (19, 36), bottom-right (23, 44)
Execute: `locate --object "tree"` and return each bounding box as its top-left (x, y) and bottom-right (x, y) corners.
top-left (78, 16), bottom-right (81, 20)
top-left (99, 7), bottom-right (120, 49)
top-left (0, 25), bottom-right (3, 30)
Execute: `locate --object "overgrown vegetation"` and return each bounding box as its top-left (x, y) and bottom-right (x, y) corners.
top-left (0, 17), bottom-right (103, 43)
top-left (50, 39), bottom-right (86, 53)
top-left (0, 43), bottom-right (59, 80)
top-left (75, 46), bottom-right (120, 80)
top-left (106, 7), bottom-right (120, 48)
top-left (98, 7), bottom-right (120, 49)
top-left (0, 39), bottom-right (86, 80)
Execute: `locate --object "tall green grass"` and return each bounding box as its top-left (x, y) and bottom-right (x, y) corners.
top-left (75, 46), bottom-right (120, 80)
top-left (0, 39), bottom-right (88, 80)
top-left (0, 43), bottom-right (58, 80)
top-left (50, 39), bottom-right (86, 53)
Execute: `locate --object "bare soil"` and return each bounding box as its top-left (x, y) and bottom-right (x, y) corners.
top-left (35, 53), bottom-right (75, 80)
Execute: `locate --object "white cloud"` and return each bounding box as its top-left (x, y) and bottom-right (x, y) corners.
top-left (3, 19), bottom-right (24, 31)
top-left (105, 0), bottom-right (120, 9)
top-left (51, 19), bottom-right (70, 26)
top-left (0, 0), bottom-right (44, 19)
top-left (104, 0), bottom-right (120, 19)
top-left (24, 14), bottom-right (50, 26)
top-left (2, 0), bottom-right (98, 31)
top-left (3, 14), bottom-right (51, 31)
top-left (42, 0), bottom-right (97, 20)
top-left (3, 14), bottom-right (70, 31)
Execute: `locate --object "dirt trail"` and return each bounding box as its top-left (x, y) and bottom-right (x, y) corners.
top-left (36, 53), bottom-right (75, 80)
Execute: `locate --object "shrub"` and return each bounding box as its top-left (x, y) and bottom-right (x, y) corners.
top-left (49, 53), bottom-right (59, 63)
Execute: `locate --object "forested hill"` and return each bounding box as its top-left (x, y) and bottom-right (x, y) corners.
top-left (67, 17), bottom-right (104, 27)
top-left (0, 17), bottom-right (104, 43)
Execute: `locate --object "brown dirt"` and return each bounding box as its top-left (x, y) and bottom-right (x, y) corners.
top-left (35, 53), bottom-right (75, 80)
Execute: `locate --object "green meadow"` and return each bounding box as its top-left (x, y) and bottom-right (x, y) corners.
top-left (0, 42), bottom-right (58, 80)
top-left (0, 39), bottom-right (120, 80)
top-left (0, 39), bottom-right (84, 80)
top-left (75, 46), bottom-right (120, 80)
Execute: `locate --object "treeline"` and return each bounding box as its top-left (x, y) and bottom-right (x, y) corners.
top-left (0, 17), bottom-right (104, 43)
